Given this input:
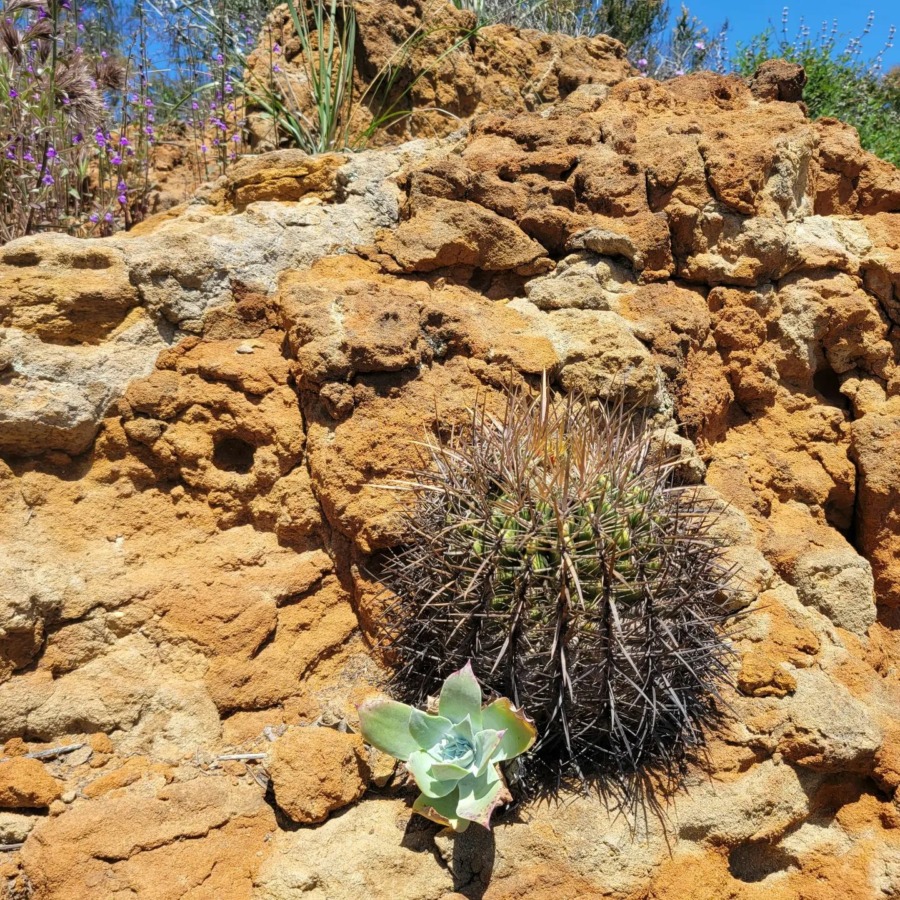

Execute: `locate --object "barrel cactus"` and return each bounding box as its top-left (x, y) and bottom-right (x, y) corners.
top-left (375, 381), bottom-right (736, 791)
top-left (358, 663), bottom-right (536, 831)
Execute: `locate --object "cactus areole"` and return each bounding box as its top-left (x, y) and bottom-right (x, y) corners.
top-left (358, 663), bottom-right (536, 832)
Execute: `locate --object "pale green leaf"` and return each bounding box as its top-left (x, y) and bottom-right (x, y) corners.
top-left (438, 662), bottom-right (483, 728)
top-left (451, 715), bottom-right (476, 746)
top-left (481, 698), bottom-right (537, 761)
top-left (430, 760), bottom-right (470, 783)
top-left (357, 698), bottom-right (418, 761)
top-left (408, 709), bottom-right (452, 750)
top-left (413, 788), bottom-right (470, 832)
top-left (473, 728), bottom-right (504, 774)
top-left (455, 769), bottom-right (507, 829)
top-left (407, 750), bottom-right (458, 798)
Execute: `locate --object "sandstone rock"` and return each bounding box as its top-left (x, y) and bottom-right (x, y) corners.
top-left (248, 1), bottom-right (633, 150)
top-left (791, 548), bottom-right (876, 636)
top-left (268, 726), bottom-right (370, 824)
top-left (377, 197), bottom-right (553, 276)
top-left (0, 145), bottom-right (420, 457)
top-left (254, 798), bottom-right (451, 900)
top-left (775, 669), bottom-right (882, 774)
top-left (21, 775), bottom-right (275, 899)
top-left (749, 59), bottom-right (807, 103)
top-left (0, 319), bottom-right (166, 456)
top-left (851, 407), bottom-right (900, 608)
top-left (0, 235), bottom-right (139, 344)
top-left (82, 756), bottom-right (174, 799)
top-left (0, 810), bottom-right (36, 843)
top-left (0, 758), bottom-right (61, 809)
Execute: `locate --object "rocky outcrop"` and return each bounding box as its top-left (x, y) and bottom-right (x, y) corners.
top-left (2, 8), bottom-right (900, 898)
top-left (246, 0), bottom-right (633, 150)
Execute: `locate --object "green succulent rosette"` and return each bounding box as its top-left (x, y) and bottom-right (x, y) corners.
top-left (358, 662), bottom-right (536, 832)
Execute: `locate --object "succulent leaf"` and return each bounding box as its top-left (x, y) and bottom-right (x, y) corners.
top-left (481, 699), bottom-right (538, 762)
top-left (429, 760), bottom-right (471, 782)
top-left (408, 708), bottom-right (452, 749)
top-left (473, 728), bottom-right (505, 774)
top-left (455, 768), bottom-right (507, 830)
top-left (438, 662), bottom-right (483, 728)
top-left (413, 789), bottom-right (469, 833)
top-left (407, 750), bottom-right (460, 798)
top-left (451, 715), bottom-right (477, 747)
top-left (357, 698), bottom-right (419, 762)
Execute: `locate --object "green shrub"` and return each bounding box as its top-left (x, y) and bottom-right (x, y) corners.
top-left (734, 12), bottom-right (900, 167)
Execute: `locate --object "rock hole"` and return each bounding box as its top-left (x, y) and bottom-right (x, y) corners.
top-left (69, 251), bottom-right (114, 270)
top-left (728, 842), bottom-right (796, 883)
top-left (2, 249), bottom-right (41, 267)
top-left (213, 436), bottom-right (256, 474)
top-left (813, 365), bottom-right (848, 411)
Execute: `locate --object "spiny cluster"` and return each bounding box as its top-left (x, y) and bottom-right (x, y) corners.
top-left (375, 382), bottom-right (737, 793)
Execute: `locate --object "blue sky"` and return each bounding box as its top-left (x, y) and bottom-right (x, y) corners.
top-left (687, 0), bottom-right (899, 69)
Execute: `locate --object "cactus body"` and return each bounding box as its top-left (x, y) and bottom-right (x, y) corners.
top-left (376, 384), bottom-right (737, 790)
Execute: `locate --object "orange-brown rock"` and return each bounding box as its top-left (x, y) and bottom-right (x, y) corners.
top-left (21, 776), bottom-right (275, 899)
top-left (0, 758), bottom-right (61, 809)
top-left (0, 237), bottom-right (139, 345)
top-left (268, 726), bottom-right (370, 824)
top-left (82, 756), bottom-right (174, 799)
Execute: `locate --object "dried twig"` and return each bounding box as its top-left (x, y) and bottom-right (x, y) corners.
top-left (216, 753), bottom-right (267, 761)
top-left (0, 742), bottom-right (86, 764)
top-left (26, 743), bottom-right (86, 760)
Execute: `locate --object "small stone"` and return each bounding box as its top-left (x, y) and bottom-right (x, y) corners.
top-left (368, 748), bottom-right (397, 787)
top-left (48, 800), bottom-right (66, 817)
top-left (88, 733), bottom-right (114, 754)
top-left (64, 745), bottom-right (93, 767)
top-left (2, 739), bottom-right (27, 758)
top-left (268, 726), bottom-right (370, 824)
top-left (0, 811), bottom-right (36, 843)
top-left (61, 791), bottom-right (76, 803)
top-left (236, 343), bottom-right (256, 354)
top-left (0, 758), bottom-right (62, 809)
